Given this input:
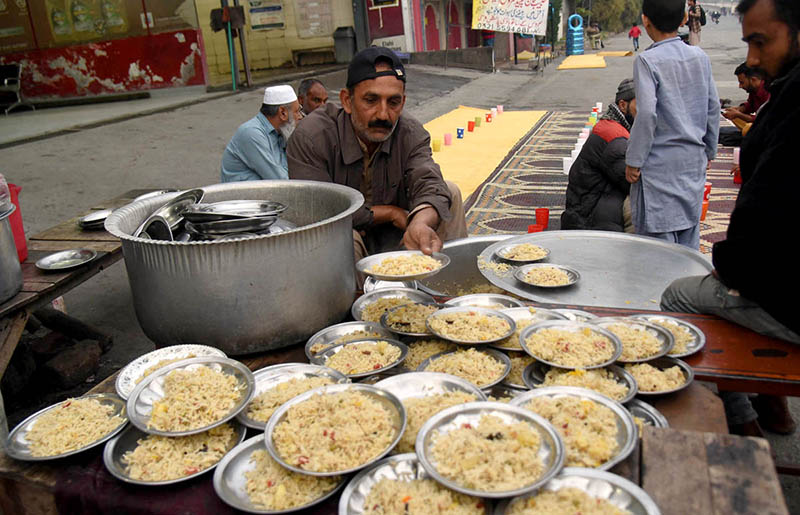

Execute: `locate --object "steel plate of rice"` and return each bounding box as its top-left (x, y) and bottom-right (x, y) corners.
top-left (245, 449), bottom-right (341, 510)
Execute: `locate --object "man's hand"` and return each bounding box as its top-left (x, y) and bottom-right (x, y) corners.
top-left (401, 206), bottom-right (442, 255)
top-left (722, 107), bottom-right (742, 121)
top-left (371, 205), bottom-right (408, 230)
top-left (625, 165), bottom-right (641, 184)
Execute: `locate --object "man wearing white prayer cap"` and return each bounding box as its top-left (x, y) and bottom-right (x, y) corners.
top-left (221, 84), bottom-right (303, 182)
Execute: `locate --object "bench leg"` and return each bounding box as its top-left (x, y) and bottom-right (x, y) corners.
top-left (0, 312), bottom-right (29, 379)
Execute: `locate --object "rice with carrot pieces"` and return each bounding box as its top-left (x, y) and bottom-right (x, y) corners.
top-left (650, 319), bottom-right (694, 355)
top-left (506, 354), bottom-right (536, 386)
top-left (310, 330), bottom-right (383, 354)
top-left (27, 398), bottom-right (124, 457)
top-left (404, 339), bottom-right (457, 370)
top-left (364, 478), bottom-right (485, 514)
top-left (148, 366), bottom-right (243, 432)
top-left (502, 243), bottom-right (548, 261)
top-left (541, 368), bottom-right (629, 401)
top-left (428, 310), bottom-right (511, 341)
top-left (525, 327), bottom-right (615, 368)
top-left (122, 423), bottom-right (236, 481)
top-left (273, 390), bottom-right (397, 472)
top-left (325, 340), bottom-right (402, 375)
top-left (362, 297), bottom-right (414, 323)
top-left (625, 363), bottom-right (686, 392)
top-left (423, 348), bottom-right (506, 387)
top-left (246, 376), bottom-right (334, 422)
top-left (245, 449), bottom-right (340, 509)
top-left (395, 391), bottom-right (477, 454)
top-left (430, 413), bottom-right (543, 492)
top-left (605, 323), bottom-right (663, 361)
top-left (385, 303), bottom-right (440, 333)
top-left (508, 487), bottom-right (630, 515)
top-left (496, 316), bottom-right (536, 350)
top-left (136, 354), bottom-right (196, 383)
top-left (524, 396), bottom-right (617, 468)
top-left (369, 254), bottom-right (441, 276)
top-left (524, 267), bottom-right (570, 286)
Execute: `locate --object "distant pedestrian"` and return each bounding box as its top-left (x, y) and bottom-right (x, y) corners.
top-left (625, 0), bottom-right (719, 249)
top-left (687, 0), bottom-right (704, 45)
top-left (628, 24), bottom-right (642, 51)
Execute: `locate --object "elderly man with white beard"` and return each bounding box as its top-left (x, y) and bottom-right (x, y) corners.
top-left (220, 85), bottom-right (303, 182)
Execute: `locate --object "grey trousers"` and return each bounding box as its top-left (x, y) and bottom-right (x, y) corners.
top-left (661, 274), bottom-right (800, 424)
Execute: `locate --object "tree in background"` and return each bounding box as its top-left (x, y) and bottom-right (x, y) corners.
top-left (575, 0), bottom-right (643, 33)
top-left (547, 0), bottom-right (563, 44)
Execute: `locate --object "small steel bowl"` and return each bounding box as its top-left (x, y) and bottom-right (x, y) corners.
top-left (491, 306), bottom-right (567, 352)
top-left (589, 317), bottom-right (675, 363)
top-left (35, 248), bottom-right (98, 271)
top-left (426, 306), bottom-right (517, 345)
top-left (522, 361), bottom-right (638, 404)
top-left (444, 293), bottom-right (524, 309)
top-left (305, 321), bottom-right (395, 360)
top-left (513, 263), bottom-right (580, 288)
top-left (494, 242), bottom-right (551, 263)
top-left (418, 348), bottom-right (512, 390)
top-left (625, 356), bottom-right (694, 396)
top-left (309, 338), bottom-right (409, 379)
top-left (380, 302), bottom-right (446, 337)
top-left (519, 320), bottom-right (623, 370)
top-left (351, 288), bottom-right (434, 322)
top-left (356, 250), bottom-right (451, 282)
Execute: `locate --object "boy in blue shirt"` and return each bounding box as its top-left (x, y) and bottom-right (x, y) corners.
top-left (625, 0), bottom-right (719, 249)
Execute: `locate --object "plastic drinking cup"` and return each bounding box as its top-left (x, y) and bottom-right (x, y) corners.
top-left (444, 133), bottom-right (452, 145)
top-left (491, 107), bottom-right (498, 117)
top-left (432, 139), bottom-right (442, 152)
top-left (535, 208), bottom-right (550, 228)
top-left (703, 182), bottom-right (712, 201)
top-left (456, 128), bottom-right (465, 139)
top-left (497, 105), bottom-right (504, 114)
top-left (468, 121), bottom-right (475, 132)
top-left (527, 224), bottom-right (545, 233)
top-left (474, 116), bottom-right (482, 127)
top-left (485, 113), bottom-right (492, 123)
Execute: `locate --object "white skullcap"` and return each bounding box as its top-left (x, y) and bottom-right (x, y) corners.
top-left (263, 84), bottom-right (297, 105)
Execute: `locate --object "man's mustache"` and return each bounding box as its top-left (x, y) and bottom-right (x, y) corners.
top-left (368, 119), bottom-right (394, 130)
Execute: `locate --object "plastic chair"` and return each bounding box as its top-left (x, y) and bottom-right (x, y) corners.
top-left (1, 64), bottom-right (35, 115)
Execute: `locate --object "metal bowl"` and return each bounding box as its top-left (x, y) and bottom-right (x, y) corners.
top-left (6, 393), bottom-right (127, 461)
top-left (513, 263), bottom-right (580, 288)
top-left (522, 362), bottom-right (638, 404)
top-left (309, 338), bottom-right (409, 379)
top-left (362, 277), bottom-right (417, 293)
top-left (127, 356), bottom-right (255, 437)
top-left (35, 248), bottom-right (98, 271)
top-left (519, 320), bottom-right (623, 370)
top-left (445, 293), bottom-right (524, 309)
top-left (552, 308), bottom-right (598, 322)
top-left (264, 383), bottom-right (406, 476)
top-left (185, 216), bottom-right (277, 236)
top-left (339, 453), bottom-right (490, 515)
top-left (305, 321), bottom-right (395, 360)
top-left (628, 314), bottom-right (706, 357)
top-left (491, 306), bottom-right (567, 352)
top-left (149, 188), bottom-right (204, 229)
top-left (78, 209), bottom-right (113, 229)
top-left (351, 288), bottom-right (434, 322)
top-left (626, 399), bottom-right (669, 429)
top-left (213, 435), bottom-right (346, 513)
top-left (133, 214), bottom-right (173, 241)
top-left (426, 306), bottom-right (517, 345)
top-left (510, 386), bottom-right (637, 471)
top-left (494, 242), bottom-right (551, 263)
top-left (415, 401), bottom-right (565, 498)
top-left (183, 200), bottom-right (287, 222)
top-left (380, 302), bottom-right (446, 337)
top-left (418, 348), bottom-right (512, 390)
top-left (495, 467), bottom-right (662, 515)
top-left (589, 317), bottom-right (675, 363)
top-left (103, 420), bottom-right (246, 486)
top-left (626, 356), bottom-right (694, 395)
top-left (356, 250), bottom-right (451, 282)
top-left (236, 363), bottom-right (350, 430)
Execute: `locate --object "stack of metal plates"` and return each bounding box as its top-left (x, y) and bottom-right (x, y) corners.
top-left (181, 200), bottom-right (288, 240)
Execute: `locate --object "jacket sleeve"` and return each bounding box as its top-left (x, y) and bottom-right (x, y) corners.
top-left (626, 56), bottom-right (658, 168)
top-left (703, 58), bottom-right (720, 162)
top-left (404, 124), bottom-right (453, 223)
top-left (600, 136), bottom-right (632, 194)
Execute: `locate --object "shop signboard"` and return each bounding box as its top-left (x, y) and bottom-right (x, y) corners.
top-left (0, 0), bottom-right (35, 53)
top-left (472, 0), bottom-right (548, 36)
top-left (249, 0), bottom-right (284, 31)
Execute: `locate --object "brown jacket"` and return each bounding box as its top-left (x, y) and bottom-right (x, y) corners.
top-left (286, 102), bottom-right (452, 229)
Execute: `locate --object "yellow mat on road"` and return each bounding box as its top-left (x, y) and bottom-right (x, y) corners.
top-left (597, 50), bottom-right (633, 57)
top-left (424, 106), bottom-right (545, 198)
top-left (557, 54), bottom-right (607, 70)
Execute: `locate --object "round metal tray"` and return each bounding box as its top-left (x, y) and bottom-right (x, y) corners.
top-left (418, 348), bottom-right (512, 390)
top-left (628, 314), bottom-right (706, 357)
top-left (103, 420), bottom-right (246, 486)
top-left (213, 435), bottom-right (346, 513)
top-left (415, 401), bottom-right (565, 498)
top-left (626, 399), bottom-right (669, 429)
top-left (78, 209), bottom-right (113, 229)
top-left (339, 453), bottom-right (490, 515)
top-left (495, 467), bottom-right (662, 515)
top-left (356, 250), bottom-right (450, 282)
top-left (519, 320), bottom-right (623, 370)
top-left (126, 356), bottom-right (255, 437)
top-left (374, 371), bottom-right (487, 402)
top-left (380, 302), bottom-right (445, 337)
top-left (6, 393), bottom-right (127, 461)
top-left (185, 216), bottom-right (277, 235)
top-left (35, 248), bottom-right (98, 271)
top-left (351, 288), bottom-right (434, 322)
top-left (236, 363), bottom-right (350, 430)
top-left (494, 242), bottom-right (551, 263)
top-left (309, 338), bottom-right (409, 379)
top-left (115, 344), bottom-right (227, 400)
top-left (444, 293), bottom-right (524, 309)
top-left (513, 263), bottom-right (580, 288)
top-left (589, 317), bottom-right (675, 363)
top-left (264, 383), bottom-right (406, 476)
top-left (522, 362), bottom-right (638, 404)
top-left (305, 321), bottom-right (395, 360)
top-left (183, 200), bottom-right (287, 222)
top-left (552, 308), bottom-right (598, 321)
top-left (426, 306), bottom-right (517, 345)
top-left (510, 386), bottom-right (637, 471)
top-left (491, 306), bottom-right (567, 352)
top-left (626, 357), bottom-right (694, 396)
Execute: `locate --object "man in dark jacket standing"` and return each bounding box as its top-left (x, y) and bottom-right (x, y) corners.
top-left (561, 79), bottom-right (637, 232)
top-left (661, 0), bottom-right (800, 436)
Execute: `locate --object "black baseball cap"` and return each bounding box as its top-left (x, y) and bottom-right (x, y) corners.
top-left (346, 47), bottom-right (406, 89)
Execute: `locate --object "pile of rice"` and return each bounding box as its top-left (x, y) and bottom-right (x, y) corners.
top-left (247, 376), bottom-right (334, 422)
top-left (428, 310), bottom-right (511, 342)
top-left (273, 390), bottom-right (397, 472)
top-left (495, 310), bottom-right (538, 350)
top-left (136, 354), bottom-right (197, 383)
top-left (27, 398), bottom-right (124, 457)
top-left (524, 267), bottom-right (571, 286)
top-left (405, 339), bottom-right (458, 370)
top-left (362, 297), bottom-right (414, 323)
top-left (369, 254), bottom-right (441, 276)
top-left (430, 413), bottom-right (543, 491)
top-left (650, 319), bottom-right (694, 355)
top-left (605, 323), bottom-right (663, 361)
top-left (477, 256), bottom-right (513, 277)
top-left (525, 396), bottom-right (618, 468)
top-left (541, 368), bottom-right (629, 401)
top-left (454, 284), bottom-right (508, 296)
top-left (625, 363), bottom-right (686, 392)
top-left (423, 348), bottom-right (506, 387)
top-left (385, 303), bottom-right (440, 333)
top-left (122, 423), bottom-right (236, 481)
top-left (487, 395), bottom-right (513, 403)
top-left (502, 244), bottom-right (548, 261)
top-left (508, 487), bottom-right (629, 515)
top-left (524, 328), bottom-right (615, 368)
top-left (148, 366), bottom-right (242, 432)
top-left (326, 341), bottom-right (402, 375)
top-left (245, 449), bottom-right (340, 509)
top-left (396, 391), bottom-right (477, 453)
top-left (506, 354), bottom-right (536, 386)
top-left (363, 478), bottom-right (485, 514)
top-left (310, 330), bottom-right (383, 355)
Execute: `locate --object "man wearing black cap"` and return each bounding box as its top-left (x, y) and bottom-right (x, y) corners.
top-left (561, 79), bottom-right (637, 232)
top-left (287, 47), bottom-right (467, 264)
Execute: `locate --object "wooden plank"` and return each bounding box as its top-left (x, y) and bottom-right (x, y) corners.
top-left (610, 439), bottom-right (640, 484)
top-left (28, 216), bottom-right (119, 243)
top-left (641, 427), bottom-right (714, 515)
top-left (0, 292), bottom-right (36, 317)
top-left (651, 382), bottom-right (729, 434)
top-left (26, 240), bottom-right (120, 253)
top-left (704, 433), bottom-right (789, 515)
top-left (0, 312), bottom-right (28, 377)
top-left (0, 477), bottom-right (57, 515)
top-left (19, 283), bottom-right (51, 293)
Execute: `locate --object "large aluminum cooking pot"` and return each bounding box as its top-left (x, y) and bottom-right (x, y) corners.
top-left (1, 205), bottom-right (23, 304)
top-left (105, 181), bottom-right (363, 355)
